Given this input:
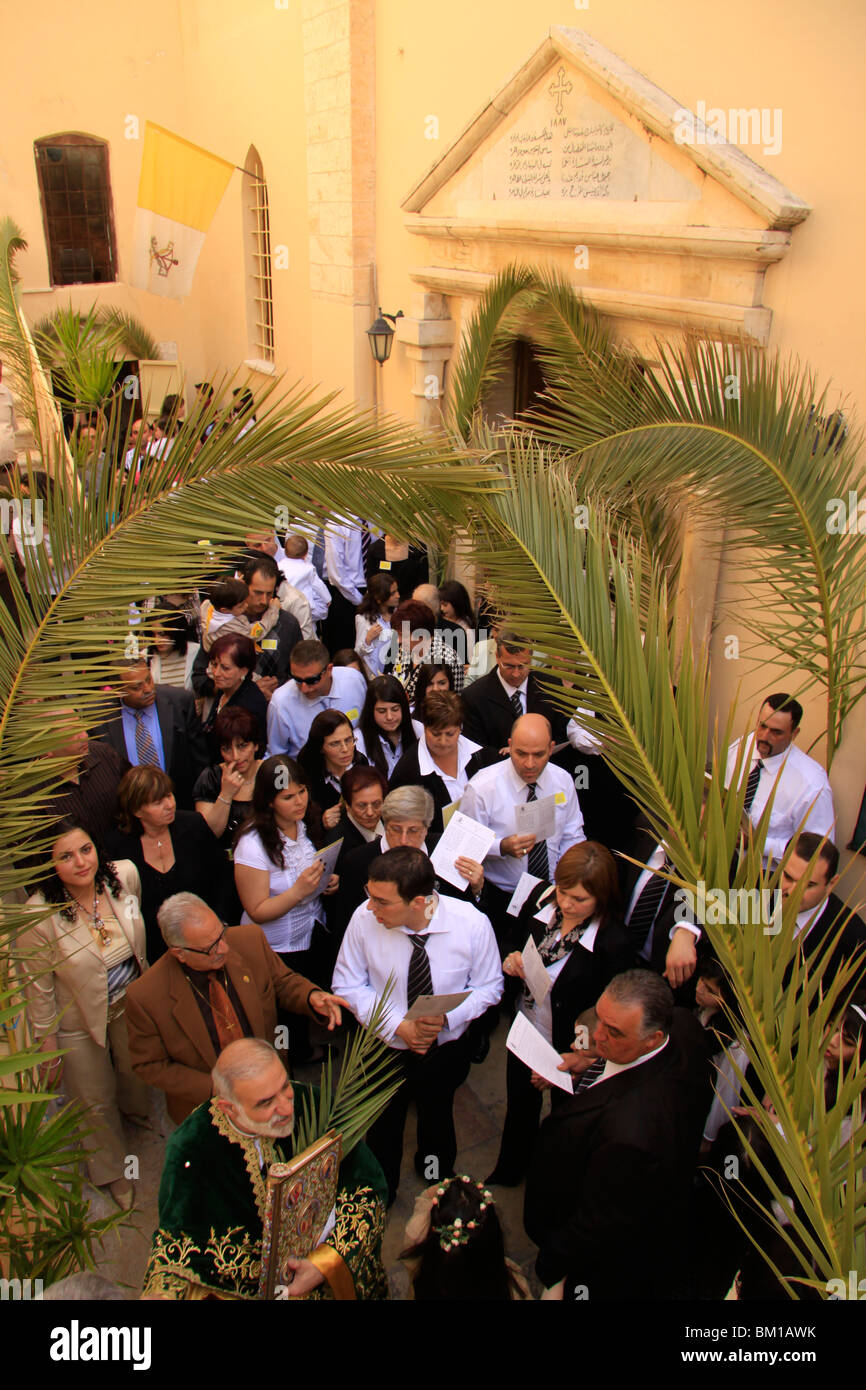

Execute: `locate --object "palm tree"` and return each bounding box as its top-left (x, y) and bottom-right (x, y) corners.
top-left (444, 267), bottom-right (866, 1295)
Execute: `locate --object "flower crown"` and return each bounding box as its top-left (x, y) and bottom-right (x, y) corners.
top-left (432, 1176), bottom-right (493, 1252)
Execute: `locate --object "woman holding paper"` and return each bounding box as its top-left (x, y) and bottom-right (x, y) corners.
top-left (486, 842), bottom-right (633, 1188)
top-left (234, 755), bottom-right (338, 1062)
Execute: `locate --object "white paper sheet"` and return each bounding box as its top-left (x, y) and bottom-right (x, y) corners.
top-left (313, 837), bottom-right (342, 883)
top-left (505, 873), bottom-right (543, 916)
top-left (404, 991), bottom-right (470, 1021)
top-left (514, 792), bottom-right (557, 840)
top-left (506, 1012), bottom-right (574, 1093)
top-left (521, 934), bottom-right (552, 1004)
top-left (430, 811), bottom-right (496, 889)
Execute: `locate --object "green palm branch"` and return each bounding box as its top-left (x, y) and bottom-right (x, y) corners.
top-left (293, 982), bottom-right (404, 1158)
top-left (532, 331), bottom-right (866, 763)
top-left (451, 263), bottom-right (866, 760)
top-left (458, 446), bottom-right (865, 1290)
top-left (447, 263), bottom-right (538, 440)
top-left (96, 306), bottom-right (162, 362)
top-left (0, 218), bottom-right (42, 447)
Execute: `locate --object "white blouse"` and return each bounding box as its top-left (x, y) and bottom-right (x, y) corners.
top-left (234, 821), bottom-right (322, 954)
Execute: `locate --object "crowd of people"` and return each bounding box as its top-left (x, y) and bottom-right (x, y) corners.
top-left (14, 501), bottom-right (866, 1301)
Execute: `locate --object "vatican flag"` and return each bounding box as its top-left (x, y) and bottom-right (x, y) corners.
top-left (132, 123), bottom-right (234, 299)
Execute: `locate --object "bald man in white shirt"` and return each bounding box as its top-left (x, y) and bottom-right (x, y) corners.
top-left (460, 713), bottom-right (586, 943)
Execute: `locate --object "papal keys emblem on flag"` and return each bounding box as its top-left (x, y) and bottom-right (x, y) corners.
top-left (149, 238), bottom-right (179, 279)
top-left (132, 122), bottom-right (234, 299)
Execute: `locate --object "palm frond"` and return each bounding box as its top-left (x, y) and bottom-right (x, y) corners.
top-left (293, 982), bottom-right (403, 1156)
top-left (0, 218), bottom-right (41, 445)
top-left (457, 450), bottom-right (866, 1284)
top-left (533, 333), bottom-right (866, 761)
top-left (446, 264), bottom-right (538, 440)
top-left (96, 307), bottom-right (162, 362)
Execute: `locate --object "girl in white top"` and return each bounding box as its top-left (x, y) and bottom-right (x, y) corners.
top-left (353, 674), bottom-right (422, 780)
top-left (354, 572), bottom-right (399, 676)
top-left (233, 755), bottom-right (338, 958)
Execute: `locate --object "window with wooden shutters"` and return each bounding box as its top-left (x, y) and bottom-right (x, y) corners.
top-left (34, 135), bottom-right (118, 286)
top-left (242, 150), bottom-right (275, 364)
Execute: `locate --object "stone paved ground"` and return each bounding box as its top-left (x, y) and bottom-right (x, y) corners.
top-left (90, 1023), bottom-right (545, 1300)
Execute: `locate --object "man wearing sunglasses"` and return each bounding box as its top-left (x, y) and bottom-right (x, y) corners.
top-left (266, 638), bottom-right (367, 757)
top-left (125, 892), bottom-right (348, 1123)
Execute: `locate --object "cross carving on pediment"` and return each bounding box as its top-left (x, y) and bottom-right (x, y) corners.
top-left (549, 66), bottom-right (573, 116)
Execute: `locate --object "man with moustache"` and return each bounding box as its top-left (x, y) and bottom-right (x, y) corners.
top-left (142, 1037), bottom-right (389, 1300)
top-left (725, 692), bottom-right (835, 865)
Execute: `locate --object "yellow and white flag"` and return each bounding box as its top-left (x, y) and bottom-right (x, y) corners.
top-left (132, 122), bottom-right (234, 299)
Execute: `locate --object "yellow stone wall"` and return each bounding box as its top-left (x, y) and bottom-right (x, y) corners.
top-left (4, 0), bottom-right (865, 872)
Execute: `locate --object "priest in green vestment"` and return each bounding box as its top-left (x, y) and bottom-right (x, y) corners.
top-left (143, 1038), bottom-right (389, 1300)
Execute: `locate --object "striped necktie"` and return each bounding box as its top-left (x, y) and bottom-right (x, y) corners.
top-left (134, 709), bottom-right (161, 768)
top-left (743, 759), bottom-right (764, 812)
top-left (509, 690), bottom-right (523, 719)
top-left (360, 521), bottom-right (372, 571)
top-left (525, 783), bottom-right (550, 880)
top-left (627, 862), bottom-right (671, 955)
top-left (406, 933), bottom-right (433, 1010)
top-left (574, 1056), bottom-right (606, 1094)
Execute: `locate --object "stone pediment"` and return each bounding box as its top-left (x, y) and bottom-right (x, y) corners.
top-left (400, 28), bottom-right (811, 347)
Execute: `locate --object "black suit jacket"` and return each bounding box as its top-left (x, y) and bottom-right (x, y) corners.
top-left (615, 818), bottom-right (681, 973)
top-left (388, 742), bottom-right (503, 835)
top-left (333, 835), bottom-right (487, 941)
top-left (524, 1009), bottom-right (711, 1298)
top-left (190, 610), bottom-right (302, 696)
top-left (91, 686), bottom-right (210, 810)
top-left (506, 882), bottom-right (635, 1052)
top-left (460, 670), bottom-right (568, 752)
top-left (788, 892), bottom-right (866, 998)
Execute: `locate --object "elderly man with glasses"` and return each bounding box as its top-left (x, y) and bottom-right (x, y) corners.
top-left (125, 893), bottom-right (347, 1123)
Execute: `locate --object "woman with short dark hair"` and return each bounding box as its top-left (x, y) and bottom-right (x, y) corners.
top-left (107, 765), bottom-right (223, 961)
top-left (387, 600), bottom-right (463, 699)
top-left (201, 632), bottom-right (268, 740)
top-left (389, 691), bottom-right (499, 838)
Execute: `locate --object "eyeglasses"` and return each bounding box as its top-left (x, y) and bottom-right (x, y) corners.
top-left (189, 926), bottom-right (227, 956)
top-left (292, 668), bottom-right (327, 686)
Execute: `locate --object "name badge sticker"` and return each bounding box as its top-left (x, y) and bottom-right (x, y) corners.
top-left (379, 560), bottom-right (392, 570)
top-left (346, 708), bottom-right (359, 721)
top-left (261, 639), bottom-right (278, 651)
top-left (554, 791), bottom-right (567, 805)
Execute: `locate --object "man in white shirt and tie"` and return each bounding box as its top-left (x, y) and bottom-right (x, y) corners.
top-left (725, 693), bottom-right (835, 865)
top-left (460, 713), bottom-right (586, 943)
top-left (332, 846), bottom-right (502, 1204)
top-left (323, 515), bottom-right (370, 652)
top-left (266, 639), bottom-right (367, 756)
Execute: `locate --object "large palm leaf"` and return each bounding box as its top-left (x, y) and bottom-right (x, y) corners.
top-left (0, 219), bottom-right (42, 448)
top-left (459, 443), bottom-right (865, 1290)
top-left (533, 332), bottom-right (866, 763)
